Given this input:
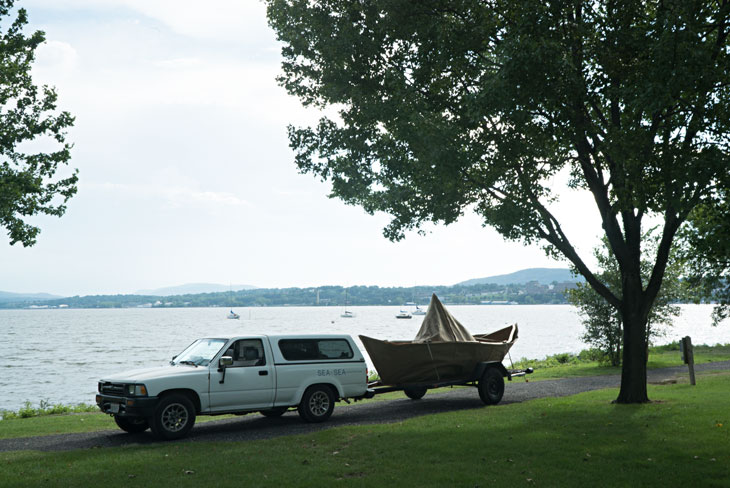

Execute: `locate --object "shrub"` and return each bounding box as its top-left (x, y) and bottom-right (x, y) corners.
top-left (0, 401), bottom-right (97, 420)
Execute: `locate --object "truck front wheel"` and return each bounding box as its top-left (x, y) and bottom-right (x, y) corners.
top-left (150, 394), bottom-right (196, 440)
top-left (114, 415), bottom-right (149, 433)
top-left (298, 385), bottom-right (335, 423)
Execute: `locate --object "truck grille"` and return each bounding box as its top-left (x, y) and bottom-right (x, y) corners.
top-left (100, 382), bottom-right (125, 396)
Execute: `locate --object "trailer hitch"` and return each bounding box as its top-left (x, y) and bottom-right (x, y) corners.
top-left (507, 367), bottom-right (534, 381)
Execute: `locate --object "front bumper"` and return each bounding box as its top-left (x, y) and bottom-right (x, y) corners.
top-left (96, 394), bottom-right (157, 418)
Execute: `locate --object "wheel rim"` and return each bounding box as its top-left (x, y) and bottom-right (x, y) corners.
top-left (308, 390), bottom-right (330, 416)
top-left (488, 379), bottom-right (500, 396)
top-left (161, 402), bottom-right (189, 432)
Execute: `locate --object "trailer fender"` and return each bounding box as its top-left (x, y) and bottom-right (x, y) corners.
top-left (473, 361), bottom-right (508, 380)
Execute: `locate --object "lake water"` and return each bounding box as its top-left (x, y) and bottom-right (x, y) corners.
top-left (0, 304), bottom-right (727, 412)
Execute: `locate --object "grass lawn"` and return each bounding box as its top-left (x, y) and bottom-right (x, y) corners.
top-left (512, 343), bottom-right (730, 380)
top-left (1, 371), bottom-right (729, 487)
top-left (0, 412), bottom-right (114, 440)
top-left (0, 412), bottom-right (243, 441)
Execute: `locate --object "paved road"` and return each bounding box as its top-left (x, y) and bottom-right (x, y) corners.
top-left (2, 361), bottom-right (727, 453)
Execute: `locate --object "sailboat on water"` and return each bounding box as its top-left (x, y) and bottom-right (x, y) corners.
top-left (410, 290), bottom-right (427, 315)
top-left (341, 288), bottom-right (355, 318)
top-left (227, 284), bottom-right (240, 319)
top-left (412, 305), bottom-right (427, 315)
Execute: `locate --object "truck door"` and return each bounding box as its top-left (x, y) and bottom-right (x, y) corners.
top-left (209, 338), bottom-right (274, 411)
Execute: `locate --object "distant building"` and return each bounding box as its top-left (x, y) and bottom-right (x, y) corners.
top-left (552, 282), bottom-right (579, 293)
top-left (524, 281), bottom-right (540, 292)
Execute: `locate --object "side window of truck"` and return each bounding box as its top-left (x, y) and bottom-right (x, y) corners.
top-left (278, 339), bottom-right (354, 361)
top-left (224, 339), bottom-right (266, 367)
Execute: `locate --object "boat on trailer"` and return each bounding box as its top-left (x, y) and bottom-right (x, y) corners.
top-left (360, 294), bottom-right (519, 387)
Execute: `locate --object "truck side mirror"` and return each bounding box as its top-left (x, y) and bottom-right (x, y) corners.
top-left (218, 356), bottom-right (233, 384)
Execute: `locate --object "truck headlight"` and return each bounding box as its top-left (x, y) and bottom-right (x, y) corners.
top-left (126, 384), bottom-right (148, 396)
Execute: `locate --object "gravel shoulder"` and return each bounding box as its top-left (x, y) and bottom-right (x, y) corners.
top-left (2, 361), bottom-right (727, 453)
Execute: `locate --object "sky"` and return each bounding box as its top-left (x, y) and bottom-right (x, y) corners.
top-left (0, 0), bottom-right (603, 297)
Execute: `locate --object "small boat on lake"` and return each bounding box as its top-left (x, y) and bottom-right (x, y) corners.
top-left (412, 305), bottom-right (426, 315)
top-left (341, 289), bottom-right (355, 318)
top-left (395, 310), bottom-right (412, 319)
top-left (227, 285), bottom-right (240, 319)
top-left (361, 294), bottom-right (518, 385)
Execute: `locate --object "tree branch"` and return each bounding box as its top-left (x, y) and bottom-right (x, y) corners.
top-left (512, 164), bottom-right (622, 308)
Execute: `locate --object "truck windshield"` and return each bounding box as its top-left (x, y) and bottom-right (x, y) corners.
top-left (173, 338), bottom-right (228, 366)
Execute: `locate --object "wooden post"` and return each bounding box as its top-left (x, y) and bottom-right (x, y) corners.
top-left (681, 336), bottom-right (696, 386)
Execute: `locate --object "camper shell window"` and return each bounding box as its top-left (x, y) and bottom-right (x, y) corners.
top-left (278, 339), bottom-right (354, 361)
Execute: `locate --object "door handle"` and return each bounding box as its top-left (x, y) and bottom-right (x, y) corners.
top-left (259, 370), bottom-right (268, 376)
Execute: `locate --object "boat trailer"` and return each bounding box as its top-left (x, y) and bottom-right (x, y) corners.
top-left (362, 361), bottom-right (533, 405)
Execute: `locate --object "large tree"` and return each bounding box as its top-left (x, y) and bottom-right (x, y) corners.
top-left (568, 234), bottom-right (686, 366)
top-left (266, 0), bottom-right (730, 402)
top-left (0, 1), bottom-right (77, 247)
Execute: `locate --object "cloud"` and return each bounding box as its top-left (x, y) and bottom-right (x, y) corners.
top-left (24, 2), bottom-right (314, 127)
top-left (119, 0), bottom-right (269, 43)
top-left (153, 57), bottom-right (203, 69)
top-left (184, 190), bottom-right (250, 208)
top-left (88, 182), bottom-right (251, 210)
top-left (33, 40), bottom-right (79, 80)
top-left (25, 0), bottom-right (271, 44)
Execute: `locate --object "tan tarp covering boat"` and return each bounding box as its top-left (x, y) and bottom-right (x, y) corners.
top-left (360, 294), bottom-right (518, 385)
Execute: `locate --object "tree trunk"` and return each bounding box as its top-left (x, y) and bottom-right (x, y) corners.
top-left (610, 320), bottom-right (622, 367)
top-left (615, 285), bottom-right (650, 403)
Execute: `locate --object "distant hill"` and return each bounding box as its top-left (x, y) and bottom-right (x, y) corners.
top-left (457, 268), bottom-right (583, 286)
top-left (0, 291), bottom-right (65, 303)
top-left (135, 283), bottom-right (258, 296)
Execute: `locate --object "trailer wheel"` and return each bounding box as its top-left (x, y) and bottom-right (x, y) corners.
top-left (478, 367), bottom-right (505, 405)
top-left (403, 386), bottom-right (427, 400)
top-left (298, 385), bottom-right (335, 423)
top-left (114, 415), bottom-right (149, 433)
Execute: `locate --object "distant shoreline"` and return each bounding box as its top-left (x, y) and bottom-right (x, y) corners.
top-left (0, 280), bottom-right (585, 309)
top-left (0, 301), bottom-right (712, 311)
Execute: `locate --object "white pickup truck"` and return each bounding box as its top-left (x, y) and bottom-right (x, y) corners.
top-left (96, 334), bottom-right (369, 439)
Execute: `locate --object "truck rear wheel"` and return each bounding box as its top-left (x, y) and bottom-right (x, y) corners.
top-left (403, 386), bottom-right (427, 400)
top-left (298, 385), bottom-right (335, 423)
top-left (114, 415), bottom-right (149, 433)
top-left (478, 367), bottom-right (505, 405)
top-left (150, 394), bottom-right (196, 440)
